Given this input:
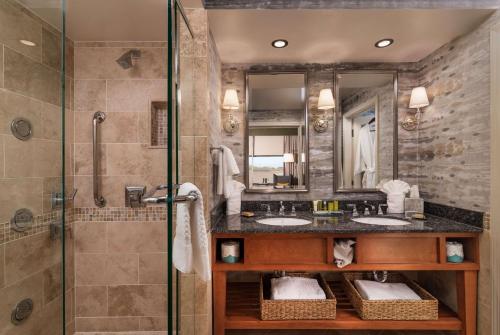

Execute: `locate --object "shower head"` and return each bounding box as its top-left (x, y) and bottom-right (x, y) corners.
top-left (116, 49), bottom-right (141, 69)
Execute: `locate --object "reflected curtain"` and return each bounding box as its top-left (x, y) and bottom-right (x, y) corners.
top-left (283, 136), bottom-right (298, 178)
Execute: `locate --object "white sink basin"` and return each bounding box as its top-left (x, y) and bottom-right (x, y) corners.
top-left (256, 217), bottom-right (312, 226)
top-left (351, 217), bottom-right (411, 226)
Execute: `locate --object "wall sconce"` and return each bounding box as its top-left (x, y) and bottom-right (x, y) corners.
top-left (314, 88), bottom-right (334, 133)
top-left (401, 86), bottom-right (430, 131)
top-left (222, 89), bottom-right (240, 134)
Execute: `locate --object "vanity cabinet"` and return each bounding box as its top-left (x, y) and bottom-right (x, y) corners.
top-left (212, 232), bottom-right (480, 335)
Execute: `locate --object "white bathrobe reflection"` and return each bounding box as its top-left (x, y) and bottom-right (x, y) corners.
top-left (354, 124), bottom-right (376, 188)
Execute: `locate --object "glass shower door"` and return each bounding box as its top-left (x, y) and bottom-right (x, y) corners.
top-left (0, 0), bottom-right (67, 334)
top-left (169, 1), bottom-right (196, 334)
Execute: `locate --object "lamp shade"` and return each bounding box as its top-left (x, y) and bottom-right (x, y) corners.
top-left (223, 89), bottom-right (239, 110)
top-left (318, 88), bottom-right (335, 110)
top-left (409, 87), bottom-right (429, 109)
top-left (283, 153), bottom-right (295, 163)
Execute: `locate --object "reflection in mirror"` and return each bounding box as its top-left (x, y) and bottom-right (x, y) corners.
top-left (246, 73), bottom-right (308, 192)
top-left (336, 72), bottom-right (397, 191)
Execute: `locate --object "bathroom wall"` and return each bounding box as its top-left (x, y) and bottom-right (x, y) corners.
top-left (176, 7), bottom-right (219, 335)
top-left (72, 41), bottom-right (169, 333)
top-left (401, 11), bottom-right (499, 335)
top-left (0, 0), bottom-right (75, 334)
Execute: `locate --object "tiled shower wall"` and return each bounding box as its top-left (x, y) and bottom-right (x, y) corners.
top-left (72, 41), bottom-right (169, 333)
top-left (0, 0), bottom-right (75, 334)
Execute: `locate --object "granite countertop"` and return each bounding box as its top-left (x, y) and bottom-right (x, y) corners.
top-left (211, 211), bottom-right (483, 234)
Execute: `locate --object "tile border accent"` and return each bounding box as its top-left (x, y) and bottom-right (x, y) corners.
top-left (74, 206), bottom-right (167, 222)
top-left (0, 209), bottom-right (67, 244)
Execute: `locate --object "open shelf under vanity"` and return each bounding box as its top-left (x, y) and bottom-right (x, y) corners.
top-left (225, 281), bottom-right (461, 331)
top-left (212, 232), bottom-right (480, 335)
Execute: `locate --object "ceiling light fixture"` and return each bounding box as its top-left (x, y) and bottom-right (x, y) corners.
top-left (271, 39), bottom-right (288, 48)
top-left (375, 38), bottom-right (394, 48)
top-left (19, 40), bottom-right (36, 47)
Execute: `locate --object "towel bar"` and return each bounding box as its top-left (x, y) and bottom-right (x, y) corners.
top-left (142, 191), bottom-right (198, 204)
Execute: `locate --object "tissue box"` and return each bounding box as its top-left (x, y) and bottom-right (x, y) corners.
top-left (404, 198), bottom-right (424, 214)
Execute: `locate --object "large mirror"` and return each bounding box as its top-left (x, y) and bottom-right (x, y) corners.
top-left (335, 71), bottom-right (398, 191)
top-left (245, 72), bottom-right (309, 193)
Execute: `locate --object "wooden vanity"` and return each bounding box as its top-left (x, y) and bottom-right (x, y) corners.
top-left (212, 231), bottom-right (480, 335)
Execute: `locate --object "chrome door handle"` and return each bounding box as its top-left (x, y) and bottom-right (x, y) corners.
top-left (51, 189), bottom-right (78, 209)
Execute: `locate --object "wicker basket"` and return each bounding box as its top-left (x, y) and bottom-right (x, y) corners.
top-left (343, 272), bottom-right (438, 320)
top-left (260, 273), bottom-right (336, 320)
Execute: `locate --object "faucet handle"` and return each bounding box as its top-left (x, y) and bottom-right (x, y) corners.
top-left (291, 205), bottom-right (297, 216)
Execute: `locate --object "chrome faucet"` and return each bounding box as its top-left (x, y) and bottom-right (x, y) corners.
top-left (364, 201), bottom-right (375, 216)
top-left (279, 201), bottom-right (285, 216)
top-left (262, 204), bottom-right (272, 216)
top-left (349, 204), bottom-right (359, 217)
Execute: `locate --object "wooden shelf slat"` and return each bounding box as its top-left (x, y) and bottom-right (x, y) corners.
top-left (225, 282), bottom-right (462, 331)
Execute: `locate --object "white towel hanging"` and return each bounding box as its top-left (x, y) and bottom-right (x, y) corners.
top-left (173, 183), bottom-right (211, 281)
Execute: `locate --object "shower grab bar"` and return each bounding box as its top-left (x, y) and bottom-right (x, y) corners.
top-left (93, 111), bottom-right (106, 207)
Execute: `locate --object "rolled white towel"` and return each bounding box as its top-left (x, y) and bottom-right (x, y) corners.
top-left (354, 280), bottom-right (421, 301)
top-left (271, 276), bottom-right (326, 300)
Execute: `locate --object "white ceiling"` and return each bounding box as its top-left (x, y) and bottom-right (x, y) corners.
top-left (208, 9), bottom-right (493, 63)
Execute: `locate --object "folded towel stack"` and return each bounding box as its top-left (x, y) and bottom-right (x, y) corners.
top-left (354, 280), bottom-right (421, 301)
top-left (271, 276), bottom-right (326, 300)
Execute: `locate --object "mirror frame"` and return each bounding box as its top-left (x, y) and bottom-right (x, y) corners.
top-left (333, 69), bottom-right (398, 193)
top-left (244, 70), bottom-right (310, 193)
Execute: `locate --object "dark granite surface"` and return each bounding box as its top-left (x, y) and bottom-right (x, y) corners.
top-left (211, 211), bottom-right (483, 234)
top-left (425, 202), bottom-right (484, 228)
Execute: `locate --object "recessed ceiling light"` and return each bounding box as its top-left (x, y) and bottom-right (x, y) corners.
top-left (375, 38), bottom-right (394, 48)
top-left (272, 39), bottom-right (288, 48)
top-left (19, 40), bottom-right (36, 47)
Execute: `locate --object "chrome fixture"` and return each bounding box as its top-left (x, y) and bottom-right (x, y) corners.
top-left (125, 186), bottom-right (147, 208)
top-left (262, 204), bottom-right (272, 216)
top-left (222, 89), bottom-right (240, 134)
top-left (401, 86), bottom-right (430, 131)
top-left (278, 201), bottom-right (285, 216)
top-left (373, 270), bottom-right (389, 283)
top-left (116, 49), bottom-right (141, 69)
top-left (271, 39), bottom-right (288, 48)
top-left (93, 112), bottom-right (106, 207)
top-left (11, 117), bottom-right (33, 141)
top-left (375, 38), bottom-right (394, 48)
top-left (10, 208), bottom-right (34, 232)
top-left (139, 184), bottom-right (198, 204)
top-left (11, 298), bottom-right (33, 325)
top-left (314, 88), bottom-right (334, 133)
top-left (51, 189), bottom-right (77, 209)
top-left (348, 204), bottom-right (359, 217)
top-left (290, 205), bottom-right (297, 217)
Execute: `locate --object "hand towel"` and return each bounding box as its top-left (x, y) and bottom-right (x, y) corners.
top-left (226, 181), bottom-right (246, 215)
top-left (380, 180), bottom-right (411, 214)
top-left (354, 280), bottom-right (421, 301)
top-left (173, 183), bottom-right (211, 282)
top-left (334, 239), bottom-right (356, 268)
top-left (271, 276), bottom-right (326, 300)
top-left (216, 145), bottom-right (240, 198)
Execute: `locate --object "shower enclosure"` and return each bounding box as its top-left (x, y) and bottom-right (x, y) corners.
top-left (1, 0), bottom-right (198, 334)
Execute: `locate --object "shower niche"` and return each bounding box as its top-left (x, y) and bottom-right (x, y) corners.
top-left (150, 101), bottom-right (168, 148)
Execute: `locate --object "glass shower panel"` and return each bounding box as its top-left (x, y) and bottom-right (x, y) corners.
top-left (0, 0), bottom-right (67, 334)
top-left (172, 2), bottom-right (196, 334)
